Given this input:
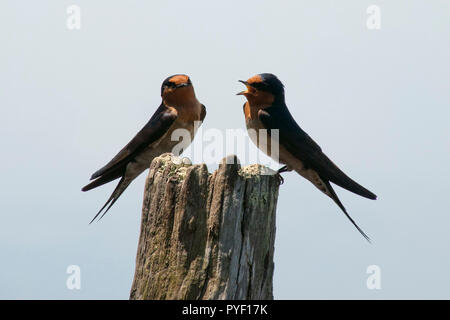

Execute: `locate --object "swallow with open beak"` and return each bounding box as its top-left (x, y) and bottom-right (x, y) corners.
top-left (237, 73), bottom-right (376, 241)
top-left (82, 74), bottom-right (206, 223)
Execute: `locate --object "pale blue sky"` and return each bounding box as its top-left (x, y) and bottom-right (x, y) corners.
top-left (0, 1), bottom-right (449, 299)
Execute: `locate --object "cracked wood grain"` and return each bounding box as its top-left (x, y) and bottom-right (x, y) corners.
top-left (129, 153), bottom-right (279, 300)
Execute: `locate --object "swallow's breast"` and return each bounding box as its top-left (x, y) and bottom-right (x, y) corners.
top-left (156, 118), bottom-right (197, 153)
top-left (134, 118), bottom-right (198, 169)
top-left (246, 117), bottom-right (306, 171)
top-left (246, 117), bottom-right (267, 150)
top-left (245, 117), bottom-right (281, 160)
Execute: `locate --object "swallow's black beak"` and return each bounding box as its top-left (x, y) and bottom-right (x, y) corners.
top-left (237, 80), bottom-right (249, 96)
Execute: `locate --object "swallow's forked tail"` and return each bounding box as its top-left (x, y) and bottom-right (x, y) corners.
top-left (89, 176), bottom-right (132, 224)
top-left (323, 180), bottom-right (371, 243)
top-left (81, 167), bottom-right (124, 192)
top-left (327, 166), bottom-right (377, 200)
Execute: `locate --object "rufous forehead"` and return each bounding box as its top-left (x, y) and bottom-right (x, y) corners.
top-left (246, 74), bottom-right (263, 85)
top-left (169, 74), bottom-right (189, 85)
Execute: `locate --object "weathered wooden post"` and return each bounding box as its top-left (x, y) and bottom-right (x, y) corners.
top-left (130, 153), bottom-right (279, 300)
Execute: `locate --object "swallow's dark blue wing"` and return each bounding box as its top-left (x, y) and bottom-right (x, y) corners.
top-left (87, 103), bottom-right (177, 182)
top-left (258, 105), bottom-right (376, 200)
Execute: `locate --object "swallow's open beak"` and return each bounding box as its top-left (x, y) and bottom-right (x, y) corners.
top-left (237, 80), bottom-right (251, 96)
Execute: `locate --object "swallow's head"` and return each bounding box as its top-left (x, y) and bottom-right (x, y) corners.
top-left (161, 74), bottom-right (197, 108)
top-left (161, 74), bottom-right (193, 96)
top-left (237, 73), bottom-right (285, 106)
top-left (161, 74), bottom-right (198, 108)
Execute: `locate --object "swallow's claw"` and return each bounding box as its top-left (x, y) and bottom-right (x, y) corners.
top-left (278, 165), bottom-right (289, 173)
top-left (275, 172), bottom-right (284, 185)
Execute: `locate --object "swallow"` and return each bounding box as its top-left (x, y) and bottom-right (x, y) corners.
top-left (82, 74), bottom-right (206, 223)
top-left (237, 73), bottom-right (376, 242)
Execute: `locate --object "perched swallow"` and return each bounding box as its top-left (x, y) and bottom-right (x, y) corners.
top-left (237, 73), bottom-right (376, 241)
top-left (82, 74), bottom-right (206, 223)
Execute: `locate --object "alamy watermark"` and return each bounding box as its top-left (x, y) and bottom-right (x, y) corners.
top-left (66, 265), bottom-right (81, 290)
top-left (67, 5), bottom-right (81, 30)
top-left (366, 265), bottom-right (381, 290)
top-left (170, 123), bottom-right (280, 174)
top-left (366, 5), bottom-right (381, 30)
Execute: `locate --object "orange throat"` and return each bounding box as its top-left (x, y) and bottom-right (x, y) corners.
top-left (243, 91), bottom-right (275, 120)
top-left (163, 87), bottom-right (201, 122)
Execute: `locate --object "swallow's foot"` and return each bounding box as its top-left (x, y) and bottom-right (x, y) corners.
top-left (275, 172), bottom-right (284, 185)
top-left (275, 166), bottom-right (289, 185)
top-left (278, 165), bottom-right (289, 173)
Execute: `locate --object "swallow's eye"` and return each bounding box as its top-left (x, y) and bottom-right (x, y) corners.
top-left (251, 82), bottom-right (266, 91)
